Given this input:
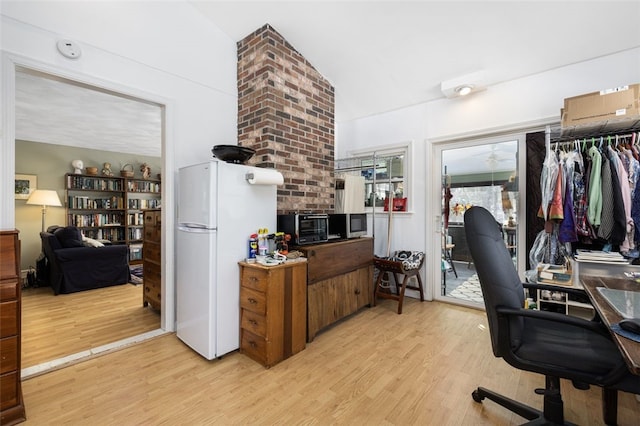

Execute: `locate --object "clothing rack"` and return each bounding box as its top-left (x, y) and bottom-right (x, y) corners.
top-left (548, 121), bottom-right (640, 145)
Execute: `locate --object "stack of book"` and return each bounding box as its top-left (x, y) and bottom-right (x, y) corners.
top-left (574, 250), bottom-right (630, 264)
top-left (537, 263), bottom-right (573, 286)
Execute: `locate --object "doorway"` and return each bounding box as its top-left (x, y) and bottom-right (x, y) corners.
top-left (434, 134), bottom-right (524, 307)
top-left (7, 61), bottom-right (169, 375)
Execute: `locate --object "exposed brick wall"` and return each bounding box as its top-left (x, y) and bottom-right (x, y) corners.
top-left (237, 24), bottom-right (335, 214)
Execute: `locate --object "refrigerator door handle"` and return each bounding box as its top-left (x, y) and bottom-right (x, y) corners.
top-left (178, 224), bottom-right (215, 232)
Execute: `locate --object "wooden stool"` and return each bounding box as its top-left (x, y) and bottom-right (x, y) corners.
top-left (373, 256), bottom-right (424, 314)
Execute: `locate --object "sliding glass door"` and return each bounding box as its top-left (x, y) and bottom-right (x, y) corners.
top-left (434, 134), bottom-right (524, 306)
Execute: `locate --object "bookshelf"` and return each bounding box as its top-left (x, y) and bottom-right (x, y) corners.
top-left (65, 173), bottom-right (161, 264)
top-left (124, 177), bottom-right (161, 264)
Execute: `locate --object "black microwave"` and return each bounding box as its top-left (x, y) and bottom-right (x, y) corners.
top-left (329, 213), bottom-right (367, 239)
top-left (277, 213), bottom-right (328, 245)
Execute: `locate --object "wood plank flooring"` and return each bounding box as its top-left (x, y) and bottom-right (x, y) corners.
top-left (20, 298), bottom-right (639, 425)
top-left (21, 283), bottom-right (160, 368)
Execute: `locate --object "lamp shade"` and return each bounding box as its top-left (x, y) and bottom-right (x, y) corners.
top-left (26, 189), bottom-right (62, 207)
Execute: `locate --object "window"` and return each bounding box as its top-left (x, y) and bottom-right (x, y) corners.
top-left (335, 142), bottom-right (411, 212)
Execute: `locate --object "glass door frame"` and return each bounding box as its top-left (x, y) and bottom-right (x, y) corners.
top-left (429, 132), bottom-right (527, 307)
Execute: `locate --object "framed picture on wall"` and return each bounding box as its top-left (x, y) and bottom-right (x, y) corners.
top-left (15, 174), bottom-right (37, 199)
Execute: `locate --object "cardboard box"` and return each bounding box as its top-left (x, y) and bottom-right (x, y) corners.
top-left (561, 84), bottom-right (640, 131)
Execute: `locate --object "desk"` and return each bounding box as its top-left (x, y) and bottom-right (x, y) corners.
top-left (581, 276), bottom-right (640, 375)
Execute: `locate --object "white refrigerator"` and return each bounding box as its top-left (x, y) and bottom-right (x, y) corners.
top-left (176, 160), bottom-right (281, 360)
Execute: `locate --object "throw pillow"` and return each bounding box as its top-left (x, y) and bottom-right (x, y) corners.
top-left (82, 235), bottom-right (105, 248)
top-left (54, 226), bottom-right (84, 248)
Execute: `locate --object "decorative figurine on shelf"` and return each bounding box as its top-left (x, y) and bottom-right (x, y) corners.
top-left (71, 159), bottom-right (84, 174)
top-left (140, 163), bottom-right (151, 179)
top-left (102, 162), bottom-right (114, 176)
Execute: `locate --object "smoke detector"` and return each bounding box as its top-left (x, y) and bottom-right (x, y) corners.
top-left (56, 40), bottom-right (82, 59)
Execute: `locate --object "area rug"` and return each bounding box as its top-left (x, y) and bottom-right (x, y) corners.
top-left (449, 274), bottom-right (484, 303)
top-left (129, 264), bottom-right (143, 285)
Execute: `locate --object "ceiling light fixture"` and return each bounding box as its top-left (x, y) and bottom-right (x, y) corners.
top-left (455, 85), bottom-right (473, 96)
top-left (440, 71), bottom-right (486, 99)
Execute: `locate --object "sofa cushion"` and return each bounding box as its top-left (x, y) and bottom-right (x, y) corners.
top-left (54, 226), bottom-right (84, 248)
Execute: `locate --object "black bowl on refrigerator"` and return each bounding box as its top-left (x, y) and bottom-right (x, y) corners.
top-left (211, 145), bottom-right (256, 164)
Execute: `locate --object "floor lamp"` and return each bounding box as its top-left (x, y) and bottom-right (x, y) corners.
top-left (26, 189), bottom-right (62, 232)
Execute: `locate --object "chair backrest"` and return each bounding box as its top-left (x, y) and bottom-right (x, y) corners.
top-left (464, 206), bottom-right (525, 357)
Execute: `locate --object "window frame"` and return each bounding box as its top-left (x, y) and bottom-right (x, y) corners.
top-left (342, 141), bottom-right (413, 214)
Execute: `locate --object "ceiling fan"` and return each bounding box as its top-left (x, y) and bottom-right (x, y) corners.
top-left (485, 145), bottom-right (513, 170)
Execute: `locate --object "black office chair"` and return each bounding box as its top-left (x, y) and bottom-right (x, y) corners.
top-left (464, 206), bottom-right (640, 425)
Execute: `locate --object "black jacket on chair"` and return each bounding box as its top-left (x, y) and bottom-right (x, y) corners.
top-left (464, 206), bottom-right (639, 425)
top-left (40, 226), bottom-right (130, 295)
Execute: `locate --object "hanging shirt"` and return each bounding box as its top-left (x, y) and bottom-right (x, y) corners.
top-left (559, 162), bottom-right (577, 243)
top-left (609, 147), bottom-right (633, 251)
top-left (598, 155), bottom-right (614, 241)
top-left (608, 156), bottom-right (627, 247)
top-left (587, 146), bottom-right (602, 226)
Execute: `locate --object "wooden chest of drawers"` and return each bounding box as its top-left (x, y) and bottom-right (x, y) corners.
top-left (239, 261), bottom-right (307, 368)
top-left (142, 209), bottom-right (161, 311)
top-left (0, 230), bottom-right (25, 425)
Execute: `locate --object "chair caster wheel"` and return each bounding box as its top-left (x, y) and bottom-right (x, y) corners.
top-left (472, 390), bottom-right (484, 403)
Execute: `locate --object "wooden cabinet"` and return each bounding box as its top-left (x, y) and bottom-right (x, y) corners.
top-left (239, 261), bottom-right (307, 368)
top-left (0, 230), bottom-right (26, 425)
top-left (65, 173), bottom-right (161, 265)
top-left (298, 237), bottom-right (374, 342)
top-left (142, 209), bottom-right (161, 311)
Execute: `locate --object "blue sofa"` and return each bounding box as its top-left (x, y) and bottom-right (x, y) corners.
top-left (40, 226), bottom-right (130, 295)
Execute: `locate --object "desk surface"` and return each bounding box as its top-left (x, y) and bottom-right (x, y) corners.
top-left (581, 276), bottom-right (640, 375)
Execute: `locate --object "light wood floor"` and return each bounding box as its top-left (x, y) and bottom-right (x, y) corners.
top-left (21, 283), bottom-right (160, 368)
top-left (20, 298), bottom-right (639, 425)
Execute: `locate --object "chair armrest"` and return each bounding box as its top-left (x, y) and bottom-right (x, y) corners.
top-left (497, 306), bottom-right (609, 338)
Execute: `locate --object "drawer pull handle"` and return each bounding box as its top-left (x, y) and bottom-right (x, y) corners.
top-left (249, 341), bottom-right (257, 348)
top-left (248, 298), bottom-right (257, 304)
top-left (355, 288), bottom-right (361, 295)
top-left (249, 319), bottom-right (257, 325)
top-left (250, 277), bottom-right (258, 282)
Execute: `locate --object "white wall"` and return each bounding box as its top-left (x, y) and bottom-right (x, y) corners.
top-left (1, 1), bottom-right (238, 227)
top-left (337, 47), bottom-right (640, 299)
top-left (1, 1), bottom-right (239, 331)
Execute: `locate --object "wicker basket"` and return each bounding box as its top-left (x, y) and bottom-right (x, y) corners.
top-left (85, 167), bottom-right (98, 176)
top-left (120, 164), bottom-right (134, 178)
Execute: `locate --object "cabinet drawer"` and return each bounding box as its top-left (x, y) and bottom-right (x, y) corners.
top-left (144, 210), bottom-right (160, 225)
top-left (144, 226), bottom-right (161, 242)
top-left (144, 284), bottom-right (161, 302)
top-left (240, 329), bottom-right (267, 365)
top-left (240, 287), bottom-right (266, 315)
top-left (0, 301), bottom-right (17, 337)
top-left (241, 268), bottom-right (269, 292)
top-left (0, 370), bottom-right (18, 410)
top-left (241, 309), bottom-right (267, 337)
top-left (302, 238), bottom-right (373, 283)
top-left (0, 234), bottom-right (18, 282)
top-left (144, 242), bottom-right (161, 262)
top-left (0, 281), bottom-right (17, 302)
top-left (144, 261), bottom-right (161, 283)
top-left (0, 336), bottom-right (17, 375)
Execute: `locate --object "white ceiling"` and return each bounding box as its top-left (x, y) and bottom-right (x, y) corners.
top-left (193, 1), bottom-right (640, 121)
top-left (15, 69), bottom-right (163, 157)
top-left (14, 1), bottom-right (640, 164)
